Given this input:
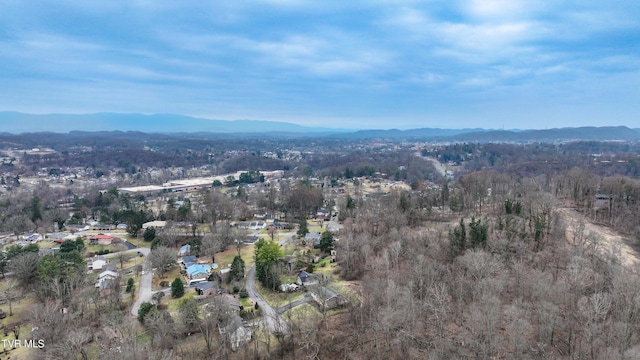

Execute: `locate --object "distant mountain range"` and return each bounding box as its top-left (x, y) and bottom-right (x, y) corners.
top-left (0, 112), bottom-right (638, 142)
top-left (0, 112), bottom-right (346, 134)
top-left (450, 126), bottom-right (640, 142)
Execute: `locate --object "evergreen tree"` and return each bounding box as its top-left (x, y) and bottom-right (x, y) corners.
top-left (143, 227), bottom-right (156, 242)
top-left (469, 217), bottom-right (488, 248)
top-left (74, 237), bottom-right (85, 252)
top-left (171, 277), bottom-right (185, 298)
top-left (449, 218), bottom-right (467, 259)
top-left (137, 302), bottom-right (155, 323)
top-left (297, 216), bottom-right (309, 237)
top-left (318, 231), bottom-right (335, 253)
top-left (229, 255), bottom-right (245, 281)
top-left (126, 278), bottom-right (134, 293)
top-left (60, 239), bottom-right (77, 253)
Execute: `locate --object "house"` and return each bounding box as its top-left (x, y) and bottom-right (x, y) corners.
top-left (142, 221), bottom-right (166, 229)
top-left (179, 244), bottom-right (191, 257)
top-left (39, 247), bottom-right (60, 256)
top-left (92, 223), bottom-right (114, 231)
top-left (270, 222), bottom-right (292, 230)
top-left (181, 255), bottom-right (198, 269)
top-left (219, 313), bottom-right (251, 351)
top-left (296, 270), bottom-right (318, 286)
top-left (47, 233), bottom-right (67, 243)
top-left (65, 224), bottom-right (90, 232)
top-left (228, 316), bottom-right (252, 351)
top-left (174, 222), bottom-right (193, 229)
top-left (195, 281), bottom-right (219, 296)
top-left (244, 235), bottom-right (259, 244)
top-left (186, 264), bottom-right (213, 284)
top-left (315, 208), bottom-right (330, 221)
top-left (89, 255), bottom-right (108, 271)
top-left (595, 194), bottom-right (612, 209)
top-left (279, 283), bottom-right (299, 292)
top-left (89, 234), bottom-right (115, 245)
top-left (21, 233), bottom-right (43, 243)
top-left (311, 286), bottom-right (346, 310)
top-left (304, 232), bottom-right (321, 245)
top-left (95, 269), bottom-right (118, 290)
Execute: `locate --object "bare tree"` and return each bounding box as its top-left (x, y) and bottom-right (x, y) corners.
top-left (145, 310), bottom-right (178, 350)
top-left (63, 327), bottom-right (92, 360)
top-left (3, 278), bottom-right (19, 316)
top-left (7, 252), bottom-right (39, 286)
top-left (149, 246), bottom-right (176, 278)
top-left (426, 282), bottom-right (450, 338)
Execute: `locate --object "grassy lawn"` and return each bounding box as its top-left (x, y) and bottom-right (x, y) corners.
top-left (124, 236), bottom-right (151, 248)
top-left (86, 243), bottom-right (128, 255)
top-left (152, 266), bottom-right (182, 290)
top-left (107, 253), bottom-right (142, 270)
top-left (281, 274), bottom-right (296, 284)
top-left (0, 285), bottom-right (38, 359)
top-left (310, 257), bottom-right (335, 276)
top-left (282, 302), bottom-right (321, 321)
top-left (239, 296), bottom-right (254, 309)
top-left (166, 291), bottom-right (196, 315)
top-left (308, 225), bottom-right (323, 233)
top-left (214, 244), bottom-right (255, 271)
top-left (38, 240), bottom-right (60, 249)
top-left (280, 244), bottom-right (298, 257)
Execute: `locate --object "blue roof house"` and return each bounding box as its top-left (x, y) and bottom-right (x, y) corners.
top-left (181, 255), bottom-right (198, 269)
top-left (186, 264), bottom-right (213, 284)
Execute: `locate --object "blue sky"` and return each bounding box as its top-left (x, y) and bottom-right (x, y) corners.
top-left (1, 0), bottom-right (639, 130)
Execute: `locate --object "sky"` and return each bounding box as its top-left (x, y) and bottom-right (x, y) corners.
top-left (1, 1), bottom-right (639, 130)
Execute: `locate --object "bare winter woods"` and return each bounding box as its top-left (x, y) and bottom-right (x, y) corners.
top-left (331, 168), bottom-right (640, 360)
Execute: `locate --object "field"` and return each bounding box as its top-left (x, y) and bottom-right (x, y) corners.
top-left (214, 243), bottom-right (255, 271)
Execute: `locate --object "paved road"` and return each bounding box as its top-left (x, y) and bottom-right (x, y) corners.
top-left (326, 217), bottom-right (342, 233)
top-left (129, 247), bottom-right (151, 316)
top-left (245, 266), bottom-right (289, 334)
top-left (415, 152), bottom-right (452, 178)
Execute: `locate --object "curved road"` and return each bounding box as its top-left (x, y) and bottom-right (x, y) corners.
top-left (245, 266), bottom-right (289, 334)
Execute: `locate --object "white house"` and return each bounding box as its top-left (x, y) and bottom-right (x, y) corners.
top-left (89, 255), bottom-right (108, 271)
top-left (142, 221), bottom-right (167, 229)
top-left (95, 270), bottom-right (118, 290)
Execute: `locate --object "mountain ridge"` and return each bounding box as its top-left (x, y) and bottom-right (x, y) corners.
top-left (0, 112), bottom-right (350, 134)
top-left (0, 112), bottom-right (638, 142)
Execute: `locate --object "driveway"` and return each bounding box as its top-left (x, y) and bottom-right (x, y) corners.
top-left (129, 247), bottom-right (152, 316)
top-left (245, 266), bottom-right (289, 334)
top-left (278, 231), bottom-right (296, 246)
top-left (276, 295), bottom-right (312, 314)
